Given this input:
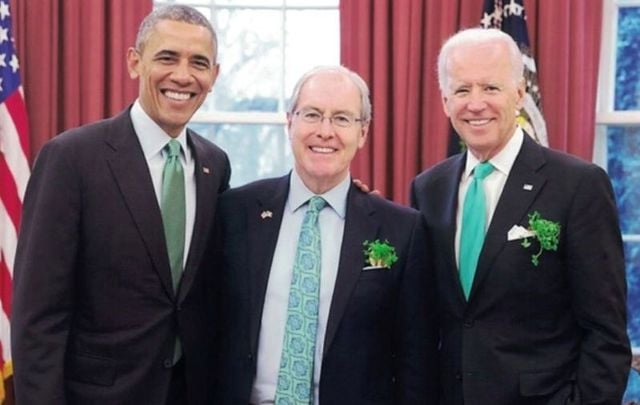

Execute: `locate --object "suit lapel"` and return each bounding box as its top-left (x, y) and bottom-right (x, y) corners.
top-left (105, 110), bottom-right (174, 299)
top-left (323, 185), bottom-right (378, 356)
top-left (178, 132), bottom-right (217, 302)
top-left (469, 135), bottom-right (546, 301)
top-left (249, 176), bottom-right (290, 352)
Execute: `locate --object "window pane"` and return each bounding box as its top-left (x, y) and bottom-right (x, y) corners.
top-left (615, 7), bottom-right (640, 111)
top-left (284, 9), bottom-right (340, 101)
top-left (203, 9), bottom-right (284, 113)
top-left (607, 126), bottom-right (640, 234)
top-left (286, 0), bottom-right (339, 6)
top-left (190, 123), bottom-right (293, 187)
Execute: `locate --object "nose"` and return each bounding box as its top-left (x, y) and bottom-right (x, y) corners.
top-left (171, 60), bottom-right (193, 84)
top-left (466, 91), bottom-right (487, 112)
top-left (317, 116), bottom-right (335, 138)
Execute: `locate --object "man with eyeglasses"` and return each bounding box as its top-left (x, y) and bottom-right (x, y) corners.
top-left (213, 65), bottom-right (438, 404)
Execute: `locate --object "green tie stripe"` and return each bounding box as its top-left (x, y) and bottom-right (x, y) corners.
top-left (275, 196), bottom-right (326, 405)
top-left (459, 162), bottom-right (494, 300)
top-left (161, 139), bottom-right (186, 291)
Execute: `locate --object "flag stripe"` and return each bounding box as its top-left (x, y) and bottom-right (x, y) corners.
top-left (0, 101), bottom-right (31, 199)
top-left (5, 90), bottom-right (31, 161)
top-left (0, 255), bottom-right (11, 319)
top-left (0, 155), bottom-right (21, 234)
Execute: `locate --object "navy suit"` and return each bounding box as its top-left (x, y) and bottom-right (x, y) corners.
top-left (410, 134), bottom-right (630, 404)
top-left (12, 108), bottom-right (231, 404)
top-left (214, 175), bottom-right (438, 404)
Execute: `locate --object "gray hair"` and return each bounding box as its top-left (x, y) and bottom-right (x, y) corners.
top-left (135, 5), bottom-right (218, 61)
top-left (437, 28), bottom-right (523, 92)
top-left (288, 65), bottom-right (372, 124)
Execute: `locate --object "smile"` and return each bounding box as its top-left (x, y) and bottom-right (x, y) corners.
top-left (465, 118), bottom-right (492, 126)
top-left (309, 146), bottom-right (336, 154)
top-left (162, 90), bottom-right (193, 101)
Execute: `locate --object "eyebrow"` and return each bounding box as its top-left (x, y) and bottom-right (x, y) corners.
top-left (153, 49), bottom-right (212, 67)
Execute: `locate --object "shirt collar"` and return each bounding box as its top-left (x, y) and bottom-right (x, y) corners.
top-left (130, 99), bottom-right (190, 160)
top-left (288, 169), bottom-right (350, 219)
top-left (463, 126), bottom-right (524, 179)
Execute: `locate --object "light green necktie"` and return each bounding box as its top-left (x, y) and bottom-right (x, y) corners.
top-left (459, 162), bottom-right (494, 300)
top-left (161, 139), bottom-right (186, 292)
top-left (161, 139), bottom-right (185, 363)
top-left (274, 196), bottom-right (326, 405)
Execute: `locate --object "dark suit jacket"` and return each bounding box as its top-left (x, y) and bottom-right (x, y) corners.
top-left (410, 134), bottom-right (630, 405)
top-left (12, 108), bottom-right (231, 405)
top-left (214, 175), bottom-right (438, 404)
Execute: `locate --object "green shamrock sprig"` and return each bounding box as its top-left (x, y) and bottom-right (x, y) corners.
top-left (363, 239), bottom-right (398, 269)
top-left (521, 211), bottom-right (561, 266)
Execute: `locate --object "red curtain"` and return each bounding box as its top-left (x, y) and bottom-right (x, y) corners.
top-left (341, 0), bottom-right (603, 204)
top-left (11, 0), bottom-right (152, 161)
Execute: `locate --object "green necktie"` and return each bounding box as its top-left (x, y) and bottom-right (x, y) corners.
top-left (161, 139), bottom-right (185, 364)
top-left (274, 196), bottom-right (326, 405)
top-left (161, 139), bottom-right (186, 292)
top-left (459, 162), bottom-right (494, 300)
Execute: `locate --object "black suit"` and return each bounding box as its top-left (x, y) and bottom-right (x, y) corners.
top-left (12, 108), bottom-right (231, 404)
top-left (214, 175), bottom-right (438, 404)
top-left (410, 134), bottom-right (630, 404)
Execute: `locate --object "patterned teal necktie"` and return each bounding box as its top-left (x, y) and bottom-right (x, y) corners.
top-left (161, 139), bottom-right (186, 292)
top-left (459, 162), bottom-right (494, 300)
top-left (274, 196), bottom-right (326, 405)
top-left (161, 140), bottom-right (185, 363)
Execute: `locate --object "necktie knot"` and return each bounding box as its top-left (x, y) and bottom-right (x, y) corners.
top-left (307, 196), bottom-right (327, 214)
top-left (165, 139), bottom-right (181, 159)
top-left (473, 162), bottom-right (494, 181)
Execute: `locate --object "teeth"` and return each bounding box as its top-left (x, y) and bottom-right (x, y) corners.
top-left (310, 146), bottom-right (335, 154)
top-left (467, 119), bottom-right (491, 126)
top-left (164, 90), bottom-right (191, 101)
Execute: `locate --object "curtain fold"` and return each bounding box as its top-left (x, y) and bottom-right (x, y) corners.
top-left (341, 0), bottom-right (603, 204)
top-left (11, 0), bottom-right (152, 161)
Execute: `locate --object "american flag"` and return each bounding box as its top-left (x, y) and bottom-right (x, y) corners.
top-left (0, 0), bottom-right (30, 400)
top-left (481, 0), bottom-right (548, 146)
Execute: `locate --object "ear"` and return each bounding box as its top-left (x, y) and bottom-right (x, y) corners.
top-left (441, 94), bottom-right (452, 118)
top-left (357, 123), bottom-right (369, 149)
top-left (126, 47), bottom-right (141, 80)
top-left (515, 78), bottom-right (526, 110)
top-left (286, 112), bottom-right (294, 139)
top-left (208, 63), bottom-right (221, 92)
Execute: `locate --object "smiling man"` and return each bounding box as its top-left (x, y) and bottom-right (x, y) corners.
top-left (214, 66), bottom-right (438, 404)
top-left (12, 5), bottom-right (230, 404)
top-left (410, 28), bottom-right (630, 404)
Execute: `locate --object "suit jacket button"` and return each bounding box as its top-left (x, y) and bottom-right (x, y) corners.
top-left (463, 318), bottom-right (474, 328)
top-left (163, 359), bottom-right (172, 368)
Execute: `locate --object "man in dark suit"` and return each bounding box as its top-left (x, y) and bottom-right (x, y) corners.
top-left (214, 66), bottom-right (438, 404)
top-left (410, 28), bottom-right (630, 404)
top-left (12, 5), bottom-right (230, 404)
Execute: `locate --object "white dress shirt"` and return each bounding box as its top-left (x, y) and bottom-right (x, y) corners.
top-left (455, 127), bottom-right (525, 268)
top-left (129, 100), bottom-right (196, 270)
top-left (250, 170), bottom-right (350, 405)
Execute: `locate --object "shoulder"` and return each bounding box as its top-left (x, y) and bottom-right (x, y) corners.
top-left (413, 154), bottom-right (462, 189)
top-left (220, 176), bottom-right (285, 206)
top-left (187, 128), bottom-right (229, 161)
top-left (352, 187), bottom-right (421, 225)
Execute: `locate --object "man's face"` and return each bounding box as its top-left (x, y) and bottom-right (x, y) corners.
top-left (127, 19), bottom-right (219, 137)
top-left (441, 41), bottom-right (525, 160)
top-left (288, 72), bottom-right (368, 194)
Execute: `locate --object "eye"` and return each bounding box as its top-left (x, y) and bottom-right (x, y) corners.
top-left (332, 114), bottom-right (352, 126)
top-left (302, 110), bottom-right (322, 120)
top-left (454, 88), bottom-right (469, 96)
top-left (485, 85), bottom-right (500, 93)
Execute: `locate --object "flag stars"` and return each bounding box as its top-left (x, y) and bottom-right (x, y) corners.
top-left (9, 53), bottom-right (18, 73)
top-left (0, 53), bottom-right (5, 68)
top-left (0, 27), bottom-right (7, 44)
top-left (503, 0), bottom-right (524, 18)
top-left (0, 2), bottom-right (9, 20)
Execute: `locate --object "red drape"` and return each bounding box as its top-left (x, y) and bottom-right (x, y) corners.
top-left (11, 0), bottom-right (152, 161)
top-left (341, 0), bottom-right (603, 204)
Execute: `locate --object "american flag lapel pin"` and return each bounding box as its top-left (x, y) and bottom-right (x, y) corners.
top-left (202, 166), bottom-right (210, 174)
top-left (523, 184), bottom-right (533, 191)
top-left (261, 210), bottom-right (273, 220)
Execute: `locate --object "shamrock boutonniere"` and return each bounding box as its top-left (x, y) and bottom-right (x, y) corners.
top-left (520, 211), bottom-right (561, 266)
top-left (363, 239), bottom-right (398, 269)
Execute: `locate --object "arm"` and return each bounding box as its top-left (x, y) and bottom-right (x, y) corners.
top-left (12, 140), bottom-right (80, 404)
top-left (567, 165), bottom-right (630, 403)
top-left (394, 214), bottom-right (439, 404)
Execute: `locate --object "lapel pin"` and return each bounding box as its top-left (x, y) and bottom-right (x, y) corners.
top-left (202, 166), bottom-right (210, 174)
top-left (523, 184), bottom-right (533, 191)
top-left (261, 210), bottom-right (273, 219)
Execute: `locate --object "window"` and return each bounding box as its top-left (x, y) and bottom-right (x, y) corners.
top-left (154, 0), bottom-right (340, 186)
top-left (596, 0), bottom-right (640, 400)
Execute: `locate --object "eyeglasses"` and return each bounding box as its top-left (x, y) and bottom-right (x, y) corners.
top-left (294, 108), bottom-right (364, 128)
